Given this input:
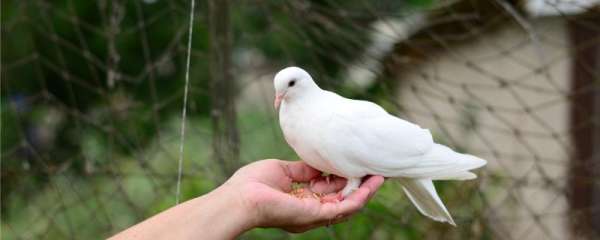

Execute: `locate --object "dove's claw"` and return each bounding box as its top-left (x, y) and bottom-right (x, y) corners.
top-left (336, 192), bottom-right (344, 201)
top-left (309, 179), bottom-right (317, 190)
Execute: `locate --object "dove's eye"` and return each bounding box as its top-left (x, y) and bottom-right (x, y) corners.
top-left (288, 80), bottom-right (296, 87)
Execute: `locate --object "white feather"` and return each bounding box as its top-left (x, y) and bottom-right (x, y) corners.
top-left (275, 67), bottom-right (487, 225)
top-left (398, 178), bottom-right (456, 226)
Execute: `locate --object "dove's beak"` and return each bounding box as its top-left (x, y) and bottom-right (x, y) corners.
top-left (274, 93), bottom-right (284, 110)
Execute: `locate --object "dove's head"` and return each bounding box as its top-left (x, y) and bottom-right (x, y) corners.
top-left (273, 66), bottom-right (318, 110)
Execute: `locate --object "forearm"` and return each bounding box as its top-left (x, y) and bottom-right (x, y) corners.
top-left (109, 186), bottom-right (254, 240)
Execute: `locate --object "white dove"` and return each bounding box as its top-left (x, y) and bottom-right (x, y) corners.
top-left (273, 66), bottom-right (486, 226)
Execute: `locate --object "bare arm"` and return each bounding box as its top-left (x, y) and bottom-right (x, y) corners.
top-left (109, 159), bottom-right (385, 239)
top-left (109, 186), bottom-right (251, 240)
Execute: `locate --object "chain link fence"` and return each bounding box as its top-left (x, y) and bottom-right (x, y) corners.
top-left (2, 0), bottom-right (600, 239)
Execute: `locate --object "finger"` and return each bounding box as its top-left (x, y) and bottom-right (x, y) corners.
top-left (328, 214), bottom-right (351, 225)
top-left (310, 177), bottom-right (347, 194)
top-left (280, 160), bottom-right (321, 181)
top-left (283, 215), bottom-right (349, 234)
top-left (300, 213), bottom-right (352, 231)
top-left (360, 175), bottom-right (385, 199)
top-left (321, 213), bottom-right (353, 227)
top-left (283, 225), bottom-right (311, 234)
top-left (319, 192), bottom-right (342, 203)
top-left (317, 187), bottom-right (370, 220)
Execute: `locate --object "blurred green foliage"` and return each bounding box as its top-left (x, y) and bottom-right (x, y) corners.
top-left (1, 0), bottom-right (491, 239)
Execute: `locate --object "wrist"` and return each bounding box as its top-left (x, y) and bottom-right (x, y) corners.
top-left (198, 184), bottom-right (256, 238)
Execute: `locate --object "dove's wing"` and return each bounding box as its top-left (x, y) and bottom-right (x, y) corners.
top-left (317, 93), bottom-right (432, 171)
top-left (321, 93), bottom-right (484, 178)
top-left (332, 100), bottom-right (433, 157)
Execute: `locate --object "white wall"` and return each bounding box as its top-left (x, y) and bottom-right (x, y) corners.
top-left (396, 17), bottom-right (571, 240)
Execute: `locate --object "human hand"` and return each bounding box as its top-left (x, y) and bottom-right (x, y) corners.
top-left (109, 159), bottom-right (384, 240)
top-left (222, 159), bottom-right (385, 233)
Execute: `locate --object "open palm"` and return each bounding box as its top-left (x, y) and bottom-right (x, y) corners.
top-left (224, 159), bottom-right (384, 233)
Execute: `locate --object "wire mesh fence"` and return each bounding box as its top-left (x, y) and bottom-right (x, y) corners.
top-left (2, 0), bottom-right (600, 239)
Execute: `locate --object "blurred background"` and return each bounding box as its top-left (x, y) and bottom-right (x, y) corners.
top-left (2, 0), bottom-right (600, 239)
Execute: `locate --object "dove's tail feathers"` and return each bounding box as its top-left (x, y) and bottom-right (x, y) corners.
top-left (399, 178), bottom-right (456, 226)
top-left (407, 144), bottom-right (487, 180)
top-left (428, 153), bottom-right (486, 180)
top-left (430, 171), bottom-right (477, 180)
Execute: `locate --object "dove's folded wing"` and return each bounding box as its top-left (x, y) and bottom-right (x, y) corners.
top-left (323, 97), bottom-right (485, 178)
top-left (322, 98), bottom-right (434, 172)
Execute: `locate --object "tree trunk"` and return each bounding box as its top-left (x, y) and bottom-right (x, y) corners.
top-left (568, 13), bottom-right (600, 240)
top-left (208, 0), bottom-right (240, 179)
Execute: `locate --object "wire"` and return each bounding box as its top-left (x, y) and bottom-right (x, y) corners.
top-left (176, 0), bottom-right (196, 205)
